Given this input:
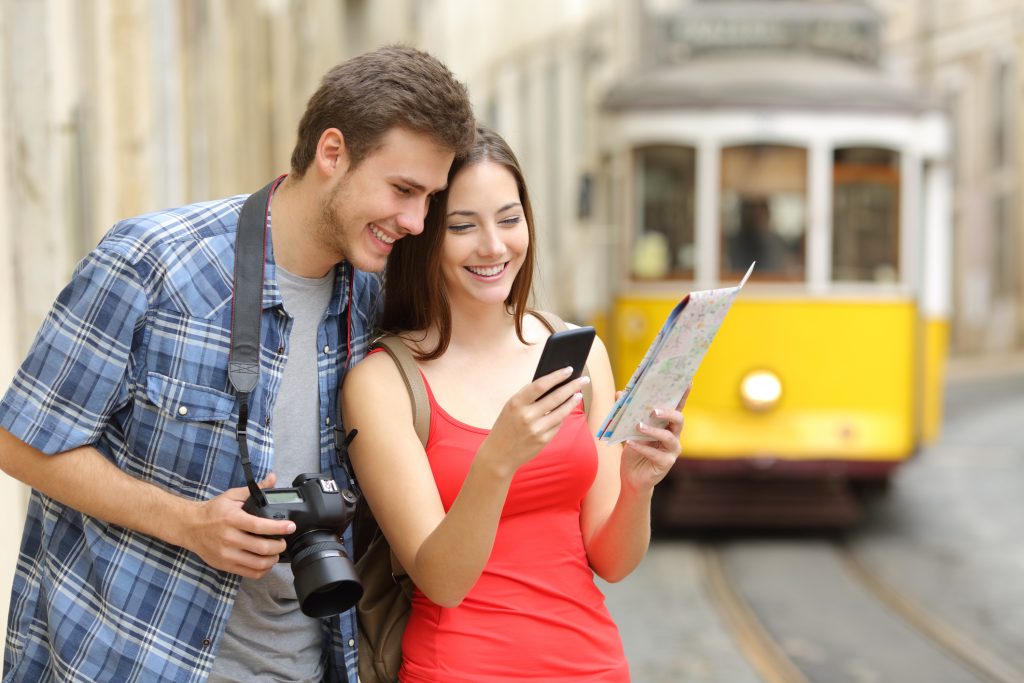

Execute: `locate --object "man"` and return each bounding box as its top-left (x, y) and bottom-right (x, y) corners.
top-left (0, 45), bottom-right (474, 683)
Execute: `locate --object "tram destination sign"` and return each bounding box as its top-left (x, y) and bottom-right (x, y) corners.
top-left (645, 2), bottom-right (880, 66)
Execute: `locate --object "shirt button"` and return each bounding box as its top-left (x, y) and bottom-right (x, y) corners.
top-left (265, 417), bottom-right (271, 427)
top-left (202, 638), bottom-right (211, 647)
top-left (323, 345), bottom-right (331, 354)
top-left (325, 417), bottom-right (331, 426)
top-left (348, 638), bottom-right (355, 647)
top-left (277, 346), bottom-right (285, 355)
top-left (177, 406), bottom-right (188, 416)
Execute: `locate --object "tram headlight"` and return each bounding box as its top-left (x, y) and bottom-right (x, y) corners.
top-left (739, 369), bottom-right (782, 412)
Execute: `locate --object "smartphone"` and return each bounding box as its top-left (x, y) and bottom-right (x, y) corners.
top-left (532, 326), bottom-right (596, 400)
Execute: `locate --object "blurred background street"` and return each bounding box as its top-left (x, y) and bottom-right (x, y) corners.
top-left (1, 1), bottom-right (1023, 679)
top-left (603, 354), bottom-right (1024, 682)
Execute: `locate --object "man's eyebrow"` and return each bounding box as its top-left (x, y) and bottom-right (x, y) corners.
top-left (390, 176), bottom-right (427, 192)
top-left (390, 176), bottom-right (448, 194)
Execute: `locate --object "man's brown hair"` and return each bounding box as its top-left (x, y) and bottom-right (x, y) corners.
top-left (290, 45), bottom-right (475, 176)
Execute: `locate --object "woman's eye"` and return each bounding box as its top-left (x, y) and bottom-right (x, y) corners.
top-left (500, 216), bottom-right (522, 226)
top-left (394, 185), bottom-right (412, 196)
top-left (448, 223), bottom-right (473, 233)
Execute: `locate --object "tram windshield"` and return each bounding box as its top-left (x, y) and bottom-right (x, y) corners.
top-left (832, 147), bottom-right (901, 283)
top-left (721, 144), bottom-right (806, 281)
top-left (631, 145), bottom-right (696, 280)
top-left (625, 142), bottom-right (907, 288)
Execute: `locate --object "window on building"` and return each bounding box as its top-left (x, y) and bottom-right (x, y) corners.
top-left (832, 147), bottom-right (901, 283)
top-left (993, 191), bottom-right (1017, 297)
top-left (631, 145), bottom-right (696, 280)
top-left (992, 58), bottom-right (1012, 171)
top-left (721, 144), bottom-right (806, 280)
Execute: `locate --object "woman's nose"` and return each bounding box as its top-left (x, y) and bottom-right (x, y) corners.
top-left (477, 226), bottom-right (505, 256)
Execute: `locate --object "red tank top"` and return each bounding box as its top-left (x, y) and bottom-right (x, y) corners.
top-left (397, 369), bottom-right (630, 682)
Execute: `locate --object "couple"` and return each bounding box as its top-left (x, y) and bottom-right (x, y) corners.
top-left (0, 46), bottom-right (685, 683)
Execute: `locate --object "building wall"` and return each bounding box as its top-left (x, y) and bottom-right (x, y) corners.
top-left (880, 0), bottom-right (1024, 352)
top-left (414, 0), bottom-right (621, 318)
top-left (0, 0), bottom-right (398, 650)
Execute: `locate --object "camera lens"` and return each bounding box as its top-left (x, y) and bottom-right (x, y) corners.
top-left (289, 530), bottom-right (363, 618)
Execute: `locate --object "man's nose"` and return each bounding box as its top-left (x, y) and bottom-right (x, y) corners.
top-left (396, 211), bottom-right (425, 236)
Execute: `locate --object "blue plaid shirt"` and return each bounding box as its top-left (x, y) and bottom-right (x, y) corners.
top-left (0, 191), bottom-right (380, 682)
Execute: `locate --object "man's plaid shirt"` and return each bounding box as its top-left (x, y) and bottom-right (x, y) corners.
top-left (0, 192), bottom-right (380, 682)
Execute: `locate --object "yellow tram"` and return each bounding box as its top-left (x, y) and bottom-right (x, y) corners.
top-left (598, 15), bottom-right (951, 525)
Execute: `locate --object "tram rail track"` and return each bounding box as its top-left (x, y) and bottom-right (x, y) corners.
top-left (839, 546), bottom-right (1023, 683)
top-left (698, 542), bottom-right (1024, 683)
top-left (698, 546), bottom-right (810, 683)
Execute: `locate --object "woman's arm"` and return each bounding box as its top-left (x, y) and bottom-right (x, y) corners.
top-left (579, 336), bottom-right (685, 582)
top-left (342, 351), bottom-right (590, 607)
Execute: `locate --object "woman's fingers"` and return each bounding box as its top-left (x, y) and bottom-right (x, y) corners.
top-left (530, 375), bottom-right (590, 415)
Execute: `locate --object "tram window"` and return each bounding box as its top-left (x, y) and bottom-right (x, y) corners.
top-left (721, 145), bottom-right (806, 280)
top-left (832, 147), bottom-right (900, 283)
top-left (632, 146), bottom-right (696, 280)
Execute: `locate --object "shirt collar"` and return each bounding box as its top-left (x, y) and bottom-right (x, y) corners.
top-left (262, 221), bottom-right (284, 310)
top-left (263, 218), bottom-right (350, 315)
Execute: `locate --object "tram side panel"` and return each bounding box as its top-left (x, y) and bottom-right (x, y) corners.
top-left (611, 297), bottom-right (929, 478)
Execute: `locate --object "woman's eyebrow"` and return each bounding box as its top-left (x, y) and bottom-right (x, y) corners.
top-left (446, 202), bottom-right (522, 218)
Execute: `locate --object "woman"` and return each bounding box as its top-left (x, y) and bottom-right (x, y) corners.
top-left (341, 125), bottom-right (686, 682)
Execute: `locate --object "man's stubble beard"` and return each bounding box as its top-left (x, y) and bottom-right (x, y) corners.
top-left (317, 175), bottom-right (352, 263)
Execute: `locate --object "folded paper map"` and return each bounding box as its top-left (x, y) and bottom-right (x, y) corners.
top-left (597, 262), bottom-right (755, 444)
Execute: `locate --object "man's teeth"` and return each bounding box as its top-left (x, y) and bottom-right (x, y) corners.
top-left (370, 225), bottom-right (396, 245)
top-left (467, 264), bottom-right (505, 277)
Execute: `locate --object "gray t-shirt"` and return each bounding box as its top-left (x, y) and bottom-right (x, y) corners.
top-left (208, 265), bottom-right (335, 683)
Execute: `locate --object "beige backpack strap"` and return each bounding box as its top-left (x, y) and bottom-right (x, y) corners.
top-left (370, 335), bottom-right (430, 447)
top-left (532, 311), bottom-right (592, 414)
top-left (366, 335), bottom-right (428, 580)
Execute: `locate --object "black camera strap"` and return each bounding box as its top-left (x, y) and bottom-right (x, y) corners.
top-left (227, 176), bottom-right (285, 508)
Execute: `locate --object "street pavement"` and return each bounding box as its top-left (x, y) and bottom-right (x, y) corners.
top-left (601, 352), bottom-right (1024, 681)
top-left (600, 543), bottom-right (761, 683)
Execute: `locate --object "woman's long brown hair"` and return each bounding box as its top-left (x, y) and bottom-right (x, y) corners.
top-left (380, 124), bottom-right (537, 359)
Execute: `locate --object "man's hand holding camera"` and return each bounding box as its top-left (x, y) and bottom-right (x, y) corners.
top-left (181, 473), bottom-right (294, 579)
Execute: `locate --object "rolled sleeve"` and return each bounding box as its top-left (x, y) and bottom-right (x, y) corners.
top-left (0, 247), bottom-right (149, 454)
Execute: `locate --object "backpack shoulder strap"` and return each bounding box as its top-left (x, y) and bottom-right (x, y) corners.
top-left (531, 311), bottom-right (592, 415)
top-left (370, 335), bottom-right (430, 447)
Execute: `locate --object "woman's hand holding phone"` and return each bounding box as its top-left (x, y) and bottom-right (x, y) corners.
top-left (477, 328), bottom-right (595, 476)
top-left (532, 327), bottom-right (595, 401)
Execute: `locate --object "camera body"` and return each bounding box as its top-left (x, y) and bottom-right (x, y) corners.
top-left (243, 472), bottom-right (363, 617)
top-left (242, 472), bottom-right (357, 559)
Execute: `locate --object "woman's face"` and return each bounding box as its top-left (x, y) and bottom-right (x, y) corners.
top-left (440, 160), bottom-right (529, 308)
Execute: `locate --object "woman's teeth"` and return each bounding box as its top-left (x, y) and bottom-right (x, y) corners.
top-left (467, 264), bottom-right (505, 277)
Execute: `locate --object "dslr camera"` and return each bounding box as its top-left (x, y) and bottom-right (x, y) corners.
top-left (243, 472), bottom-right (363, 617)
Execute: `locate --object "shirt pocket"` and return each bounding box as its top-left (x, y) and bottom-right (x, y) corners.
top-left (143, 371), bottom-right (236, 423)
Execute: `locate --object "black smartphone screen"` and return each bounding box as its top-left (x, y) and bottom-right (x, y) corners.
top-left (532, 326), bottom-right (596, 399)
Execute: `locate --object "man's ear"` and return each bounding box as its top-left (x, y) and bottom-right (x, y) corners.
top-left (315, 128), bottom-right (350, 178)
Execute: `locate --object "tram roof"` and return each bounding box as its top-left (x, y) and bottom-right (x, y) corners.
top-left (604, 53), bottom-right (938, 114)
